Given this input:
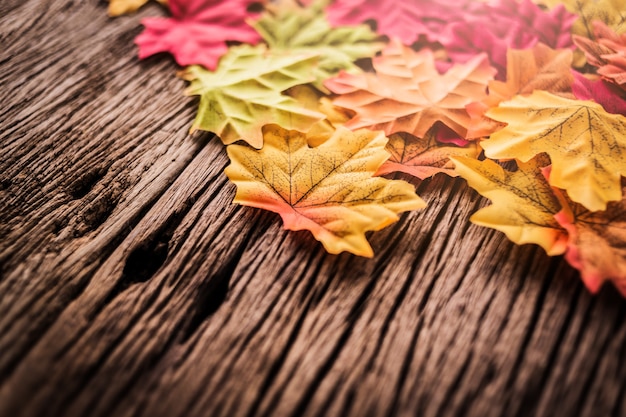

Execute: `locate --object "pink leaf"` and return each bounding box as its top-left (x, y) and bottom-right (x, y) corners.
top-left (441, 0), bottom-right (576, 79)
top-left (324, 0), bottom-right (482, 45)
top-left (571, 71), bottom-right (626, 116)
top-left (135, 0), bottom-right (263, 69)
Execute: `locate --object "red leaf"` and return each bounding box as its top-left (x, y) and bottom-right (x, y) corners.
top-left (135, 0), bottom-right (263, 69)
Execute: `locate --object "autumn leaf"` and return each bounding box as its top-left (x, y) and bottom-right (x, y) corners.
top-left (571, 71), bottom-right (626, 116)
top-left (180, 44), bottom-right (325, 148)
top-left (467, 44), bottom-right (575, 138)
top-left (324, 40), bottom-right (495, 141)
top-left (225, 124), bottom-right (426, 257)
top-left (452, 156), bottom-right (568, 255)
top-left (481, 90), bottom-right (626, 212)
top-left (251, 0), bottom-right (383, 92)
top-left (441, 0), bottom-right (576, 79)
top-left (573, 20), bottom-right (626, 90)
top-left (551, 172), bottom-right (626, 296)
top-left (108, 0), bottom-right (166, 16)
top-left (135, 0), bottom-right (263, 69)
top-left (376, 124), bottom-right (480, 180)
top-left (536, 0), bottom-right (626, 38)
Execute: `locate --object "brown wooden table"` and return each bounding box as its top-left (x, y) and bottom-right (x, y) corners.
top-left (1, 1), bottom-right (625, 416)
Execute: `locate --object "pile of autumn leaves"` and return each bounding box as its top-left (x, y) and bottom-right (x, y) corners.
top-left (108, 0), bottom-right (626, 295)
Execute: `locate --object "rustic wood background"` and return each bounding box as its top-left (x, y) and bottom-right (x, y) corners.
top-left (1, 1), bottom-right (625, 416)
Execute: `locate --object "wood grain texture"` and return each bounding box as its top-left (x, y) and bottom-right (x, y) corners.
top-left (1, 1), bottom-right (625, 416)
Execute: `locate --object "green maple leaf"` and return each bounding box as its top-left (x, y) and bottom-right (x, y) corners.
top-left (180, 44), bottom-right (326, 148)
top-left (251, 0), bottom-right (384, 93)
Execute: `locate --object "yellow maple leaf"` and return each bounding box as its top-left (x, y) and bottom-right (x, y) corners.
top-left (482, 90), bottom-right (626, 212)
top-left (108, 0), bottom-right (166, 16)
top-left (452, 156), bottom-right (568, 255)
top-left (225, 124), bottom-right (426, 257)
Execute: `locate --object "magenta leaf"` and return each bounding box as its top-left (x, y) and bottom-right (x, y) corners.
top-left (571, 71), bottom-right (626, 116)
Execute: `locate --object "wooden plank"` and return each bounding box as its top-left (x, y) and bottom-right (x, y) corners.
top-left (1, 1), bottom-right (625, 417)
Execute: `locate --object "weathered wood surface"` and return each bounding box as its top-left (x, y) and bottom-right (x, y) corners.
top-left (1, 1), bottom-right (625, 416)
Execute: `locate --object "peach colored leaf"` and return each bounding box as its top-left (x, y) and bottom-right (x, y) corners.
top-left (135, 0), bottom-right (263, 70)
top-left (573, 20), bottom-right (626, 90)
top-left (108, 0), bottom-right (166, 16)
top-left (376, 125), bottom-right (479, 180)
top-left (571, 71), bottom-right (626, 116)
top-left (324, 40), bottom-right (495, 141)
top-left (224, 124), bottom-right (426, 257)
top-left (180, 44), bottom-right (325, 148)
top-left (552, 175), bottom-right (626, 296)
top-left (452, 156), bottom-right (568, 255)
top-left (465, 101), bottom-right (507, 139)
top-left (251, 0), bottom-right (383, 92)
top-left (482, 91), bottom-right (626, 212)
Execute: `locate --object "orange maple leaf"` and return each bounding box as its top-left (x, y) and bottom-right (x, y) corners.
top-left (324, 39), bottom-right (496, 140)
top-left (225, 124), bottom-right (425, 257)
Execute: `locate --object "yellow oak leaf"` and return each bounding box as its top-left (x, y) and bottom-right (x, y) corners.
top-left (452, 156), bottom-right (568, 255)
top-left (552, 174), bottom-right (626, 296)
top-left (324, 39), bottom-right (496, 140)
top-left (377, 126), bottom-right (480, 180)
top-left (224, 124), bottom-right (426, 257)
top-left (108, 0), bottom-right (166, 16)
top-left (481, 90), bottom-right (626, 212)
